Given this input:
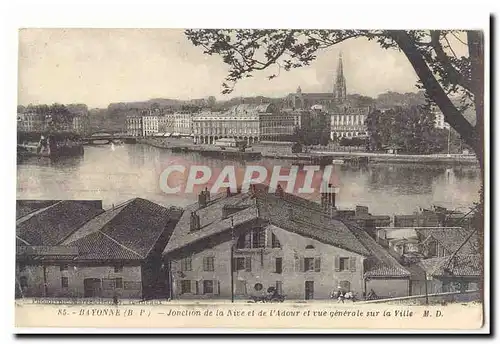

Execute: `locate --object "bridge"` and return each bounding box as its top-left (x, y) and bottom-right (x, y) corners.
top-left (82, 133), bottom-right (138, 145)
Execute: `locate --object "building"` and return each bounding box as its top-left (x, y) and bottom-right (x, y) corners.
top-left (163, 112), bottom-right (194, 136)
top-left (142, 115), bottom-right (159, 137)
top-left (72, 115), bottom-right (90, 135)
top-left (285, 53), bottom-right (347, 111)
top-left (336, 206), bottom-right (391, 238)
top-left (330, 105), bottom-right (371, 139)
top-left (162, 186), bottom-right (411, 301)
top-left (192, 103), bottom-right (294, 145)
top-left (373, 225), bottom-right (479, 295)
top-left (17, 113), bottom-right (47, 132)
top-left (126, 116), bottom-right (143, 137)
top-left (408, 254), bottom-right (480, 295)
top-left (16, 199), bottom-right (182, 299)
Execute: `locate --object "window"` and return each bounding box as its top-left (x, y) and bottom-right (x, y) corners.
top-left (180, 257), bottom-right (192, 271)
top-left (271, 233), bottom-right (281, 248)
top-left (61, 277), bottom-right (69, 288)
top-left (236, 228), bottom-right (267, 249)
top-left (304, 258), bottom-right (315, 272)
top-left (203, 257), bottom-right (215, 272)
top-left (181, 280), bottom-right (191, 294)
top-left (305, 244), bottom-right (315, 249)
top-left (203, 280), bottom-right (214, 294)
top-left (60, 264), bottom-right (68, 272)
top-left (275, 257), bottom-right (283, 274)
top-left (114, 265), bottom-right (123, 273)
top-left (339, 257), bottom-right (349, 271)
top-left (304, 257), bottom-right (321, 272)
top-left (233, 257), bottom-right (251, 272)
top-left (115, 278), bottom-right (123, 289)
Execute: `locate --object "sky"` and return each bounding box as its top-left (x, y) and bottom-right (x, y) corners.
top-left (18, 29), bottom-right (444, 109)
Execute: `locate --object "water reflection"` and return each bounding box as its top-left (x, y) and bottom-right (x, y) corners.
top-left (17, 144), bottom-right (481, 215)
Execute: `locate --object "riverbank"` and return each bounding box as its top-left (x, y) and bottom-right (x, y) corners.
top-left (138, 138), bottom-right (479, 166)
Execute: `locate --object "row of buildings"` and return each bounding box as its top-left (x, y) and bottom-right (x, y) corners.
top-left (17, 112), bottom-right (91, 135)
top-left (125, 54), bottom-right (371, 143)
top-left (16, 186), bottom-right (479, 301)
top-left (126, 104), bottom-right (301, 145)
top-left (126, 53), bottom-right (449, 144)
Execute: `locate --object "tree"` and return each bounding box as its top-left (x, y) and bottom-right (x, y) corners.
top-left (185, 29), bottom-right (483, 166)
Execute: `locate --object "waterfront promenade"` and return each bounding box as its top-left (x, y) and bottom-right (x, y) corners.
top-left (138, 137), bottom-right (479, 165)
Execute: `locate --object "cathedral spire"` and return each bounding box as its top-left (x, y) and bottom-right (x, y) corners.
top-left (334, 52), bottom-right (347, 103)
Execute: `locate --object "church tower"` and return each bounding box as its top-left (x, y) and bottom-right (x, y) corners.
top-left (333, 52), bottom-right (347, 103)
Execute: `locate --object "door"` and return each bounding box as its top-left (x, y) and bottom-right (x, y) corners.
top-left (84, 278), bottom-right (102, 298)
top-left (305, 281), bottom-right (314, 300)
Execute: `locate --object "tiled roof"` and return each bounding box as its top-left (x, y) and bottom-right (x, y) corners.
top-left (163, 193), bottom-right (260, 253)
top-left (416, 227), bottom-right (478, 255)
top-left (164, 189), bottom-right (369, 257)
top-left (163, 189), bottom-right (411, 278)
top-left (414, 254), bottom-right (481, 278)
top-left (65, 198), bottom-right (182, 260)
top-left (16, 201), bottom-right (104, 246)
top-left (255, 194), bottom-right (371, 256)
top-left (347, 222), bottom-right (411, 278)
top-left (68, 231), bottom-right (144, 260)
top-left (16, 200), bottom-right (59, 219)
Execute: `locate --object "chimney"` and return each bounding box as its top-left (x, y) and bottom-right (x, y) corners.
top-left (275, 184), bottom-right (284, 197)
top-left (204, 187), bottom-right (210, 201)
top-left (226, 187), bottom-right (232, 197)
top-left (321, 183), bottom-right (337, 215)
top-left (198, 191), bottom-right (207, 208)
top-left (189, 211), bottom-right (201, 232)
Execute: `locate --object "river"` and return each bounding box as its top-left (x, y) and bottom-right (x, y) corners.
top-left (16, 144), bottom-right (481, 216)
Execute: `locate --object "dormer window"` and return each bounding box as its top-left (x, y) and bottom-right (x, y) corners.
top-left (305, 244), bottom-right (315, 250)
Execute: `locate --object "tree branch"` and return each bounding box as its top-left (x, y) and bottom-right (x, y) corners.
top-left (390, 30), bottom-right (479, 152)
top-left (430, 31), bottom-right (472, 92)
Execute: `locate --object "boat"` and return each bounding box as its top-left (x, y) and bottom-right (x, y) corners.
top-left (17, 134), bottom-right (84, 158)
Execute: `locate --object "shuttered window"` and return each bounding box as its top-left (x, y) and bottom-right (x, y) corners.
top-left (203, 257), bottom-right (215, 272)
top-left (180, 257), bottom-right (192, 271)
top-left (314, 257), bottom-right (321, 272)
top-left (203, 280), bottom-right (214, 294)
top-left (339, 257), bottom-right (349, 271)
top-left (245, 257), bottom-right (252, 272)
top-left (349, 257), bottom-right (356, 271)
top-left (180, 280), bottom-right (191, 294)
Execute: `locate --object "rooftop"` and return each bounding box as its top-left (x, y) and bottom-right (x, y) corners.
top-left (162, 187), bottom-right (410, 278)
top-left (410, 254), bottom-right (481, 279)
top-left (64, 198), bottom-right (183, 260)
top-left (16, 201), bottom-right (104, 246)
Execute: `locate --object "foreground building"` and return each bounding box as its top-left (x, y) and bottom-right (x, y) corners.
top-left (162, 186), bottom-right (411, 301)
top-left (16, 199), bottom-right (182, 299)
top-left (375, 226), bottom-right (480, 295)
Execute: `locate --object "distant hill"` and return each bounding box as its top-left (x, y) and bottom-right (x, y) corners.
top-left (375, 91), bottom-right (426, 109)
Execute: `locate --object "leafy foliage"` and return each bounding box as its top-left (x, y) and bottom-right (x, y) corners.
top-left (365, 106), bottom-right (454, 154)
top-left (185, 29), bottom-right (482, 156)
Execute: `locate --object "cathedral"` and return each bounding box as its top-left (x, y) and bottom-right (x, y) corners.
top-left (285, 53), bottom-right (371, 140)
top-left (286, 52), bottom-right (347, 110)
